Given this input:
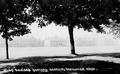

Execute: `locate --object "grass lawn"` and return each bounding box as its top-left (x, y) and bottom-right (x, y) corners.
top-left (0, 53), bottom-right (120, 74)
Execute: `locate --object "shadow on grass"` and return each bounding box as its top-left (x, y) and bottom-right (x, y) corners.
top-left (0, 53), bottom-right (120, 63)
top-left (2, 60), bottom-right (120, 74)
top-left (1, 53), bottom-right (120, 74)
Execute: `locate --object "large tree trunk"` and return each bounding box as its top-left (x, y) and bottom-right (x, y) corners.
top-left (68, 26), bottom-right (76, 54)
top-left (5, 28), bottom-right (9, 59)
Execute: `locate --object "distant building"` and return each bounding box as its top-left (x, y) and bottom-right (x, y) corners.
top-left (44, 37), bottom-right (69, 47)
top-left (50, 40), bottom-right (68, 47)
top-left (76, 37), bottom-right (96, 47)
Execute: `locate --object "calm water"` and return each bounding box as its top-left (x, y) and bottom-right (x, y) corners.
top-left (0, 46), bottom-right (120, 59)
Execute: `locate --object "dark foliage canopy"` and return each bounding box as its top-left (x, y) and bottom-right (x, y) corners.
top-left (1, 0), bottom-right (120, 40)
top-left (0, 0), bottom-right (36, 40)
top-left (26, 0), bottom-right (120, 32)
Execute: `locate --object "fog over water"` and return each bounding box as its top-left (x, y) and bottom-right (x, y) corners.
top-left (0, 23), bottom-right (120, 59)
top-left (0, 22), bottom-right (120, 47)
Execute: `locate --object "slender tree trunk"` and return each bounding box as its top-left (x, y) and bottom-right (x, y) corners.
top-left (5, 28), bottom-right (9, 59)
top-left (5, 36), bottom-right (9, 59)
top-left (68, 26), bottom-right (76, 54)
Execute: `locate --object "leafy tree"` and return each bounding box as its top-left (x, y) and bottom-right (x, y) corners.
top-left (107, 20), bottom-right (120, 38)
top-left (104, 0), bottom-right (120, 38)
top-left (12, 0), bottom-right (119, 55)
top-left (32, 0), bottom-right (120, 54)
top-left (0, 0), bottom-right (35, 59)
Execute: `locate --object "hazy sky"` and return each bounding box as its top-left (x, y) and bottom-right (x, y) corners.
top-left (29, 22), bottom-right (119, 40)
top-left (0, 22), bottom-right (120, 46)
